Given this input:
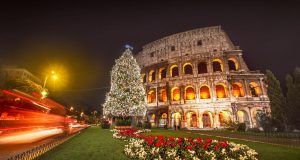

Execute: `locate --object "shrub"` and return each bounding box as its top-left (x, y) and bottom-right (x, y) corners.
top-left (237, 123), bottom-right (247, 131)
top-left (101, 120), bottom-right (110, 129)
top-left (164, 124), bottom-right (168, 129)
top-left (115, 118), bottom-right (132, 126)
top-left (248, 127), bottom-right (261, 133)
top-left (143, 121), bottom-right (151, 129)
top-left (137, 121), bottom-right (143, 128)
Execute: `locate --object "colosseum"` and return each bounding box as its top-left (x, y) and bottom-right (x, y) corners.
top-left (136, 26), bottom-right (270, 129)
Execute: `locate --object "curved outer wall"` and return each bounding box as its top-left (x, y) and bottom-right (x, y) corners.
top-left (136, 26), bottom-right (270, 129)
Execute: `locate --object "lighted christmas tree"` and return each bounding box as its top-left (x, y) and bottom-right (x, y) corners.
top-left (103, 48), bottom-right (146, 118)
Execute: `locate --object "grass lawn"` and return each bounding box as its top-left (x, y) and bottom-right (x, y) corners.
top-left (37, 127), bottom-right (300, 160)
top-left (36, 127), bottom-right (129, 160)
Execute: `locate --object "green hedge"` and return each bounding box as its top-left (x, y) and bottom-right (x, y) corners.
top-left (115, 118), bottom-right (132, 126)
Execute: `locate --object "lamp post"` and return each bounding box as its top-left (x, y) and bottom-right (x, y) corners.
top-left (41, 70), bottom-right (58, 99)
top-left (43, 70), bottom-right (58, 88)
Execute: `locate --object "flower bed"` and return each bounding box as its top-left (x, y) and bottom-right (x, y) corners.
top-left (111, 129), bottom-right (258, 160)
top-left (115, 126), bottom-right (132, 130)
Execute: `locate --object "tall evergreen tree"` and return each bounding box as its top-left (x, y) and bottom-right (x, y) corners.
top-left (265, 70), bottom-right (287, 130)
top-left (286, 67), bottom-right (300, 129)
top-left (103, 48), bottom-right (146, 118)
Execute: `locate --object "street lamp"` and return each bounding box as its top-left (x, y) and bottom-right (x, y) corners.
top-left (43, 70), bottom-right (58, 88)
top-left (41, 70), bottom-right (58, 99)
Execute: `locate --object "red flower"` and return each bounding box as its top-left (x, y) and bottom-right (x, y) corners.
top-left (214, 144), bottom-right (219, 151)
top-left (205, 138), bottom-right (212, 143)
top-left (203, 143), bottom-right (210, 150)
top-left (168, 136), bottom-right (175, 141)
top-left (186, 145), bottom-right (193, 150)
top-left (195, 137), bottom-right (203, 144)
top-left (219, 141), bottom-right (228, 148)
top-left (155, 140), bottom-right (163, 147)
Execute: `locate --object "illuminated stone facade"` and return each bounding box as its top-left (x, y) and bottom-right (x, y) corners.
top-left (136, 26), bottom-right (270, 129)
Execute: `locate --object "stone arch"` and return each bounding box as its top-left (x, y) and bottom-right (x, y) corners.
top-left (159, 67), bottom-right (167, 80)
top-left (212, 59), bottom-right (223, 72)
top-left (148, 70), bottom-right (156, 82)
top-left (219, 110), bottom-right (232, 126)
top-left (186, 111), bottom-right (198, 128)
top-left (147, 113), bottom-right (156, 127)
top-left (202, 111), bottom-right (213, 128)
top-left (249, 82), bottom-right (262, 97)
top-left (158, 112), bottom-right (168, 127)
top-left (171, 87), bottom-right (181, 101)
top-left (232, 82), bottom-right (245, 97)
top-left (237, 110), bottom-right (250, 123)
top-left (198, 61), bottom-right (208, 74)
top-left (215, 83), bottom-right (227, 98)
top-left (183, 63), bottom-right (193, 75)
top-left (184, 85), bottom-right (195, 100)
top-left (228, 57), bottom-right (239, 71)
top-left (253, 109), bottom-right (263, 127)
top-left (158, 88), bottom-right (167, 102)
top-left (171, 112), bottom-right (182, 128)
top-left (170, 64), bottom-right (179, 77)
top-left (199, 85), bottom-right (211, 99)
top-left (147, 89), bottom-right (156, 103)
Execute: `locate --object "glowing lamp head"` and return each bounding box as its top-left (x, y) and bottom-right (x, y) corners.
top-left (41, 90), bottom-right (48, 99)
top-left (52, 74), bottom-right (58, 80)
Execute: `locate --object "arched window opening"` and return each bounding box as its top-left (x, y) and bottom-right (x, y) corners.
top-left (216, 84), bottom-right (226, 98)
top-left (159, 89), bottom-right (167, 102)
top-left (232, 83), bottom-right (245, 97)
top-left (198, 62), bottom-right (207, 74)
top-left (185, 86), bottom-right (195, 100)
top-left (172, 112), bottom-right (181, 127)
top-left (228, 60), bottom-right (237, 71)
top-left (219, 111), bottom-right (231, 126)
top-left (170, 65), bottom-right (179, 77)
top-left (255, 110), bottom-right (263, 127)
top-left (183, 63), bottom-right (193, 75)
top-left (202, 112), bottom-right (212, 127)
top-left (149, 113), bottom-right (156, 127)
top-left (186, 112), bottom-right (197, 127)
top-left (172, 87), bottom-right (180, 101)
top-left (159, 113), bottom-right (168, 127)
top-left (249, 82), bottom-right (261, 97)
top-left (237, 110), bottom-right (248, 123)
top-left (159, 68), bottom-right (167, 79)
top-left (212, 59), bottom-right (223, 72)
top-left (147, 90), bottom-right (156, 103)
top-left (149, 70), bottom-right (156, 82)
top-left (200, 86), bottom-right (210, 99)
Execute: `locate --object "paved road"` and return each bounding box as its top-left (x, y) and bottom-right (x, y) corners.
top-left (0, 134), bottom-right (61, 160)
top-left (0, 127), bottom-right (83, 160)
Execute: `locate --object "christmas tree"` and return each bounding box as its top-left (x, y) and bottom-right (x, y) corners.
top-left (103, 48), bottom-right (146, 118)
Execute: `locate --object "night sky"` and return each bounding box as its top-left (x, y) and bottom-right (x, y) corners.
top-left (0, 1), bottom-right (299, 113)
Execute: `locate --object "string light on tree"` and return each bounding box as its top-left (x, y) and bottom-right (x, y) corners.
top-left (103, 48), bottom-right (146, 118)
